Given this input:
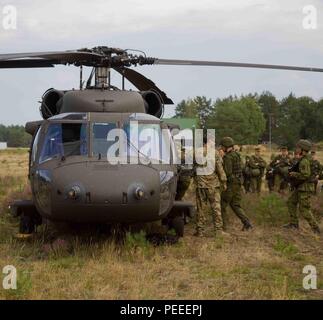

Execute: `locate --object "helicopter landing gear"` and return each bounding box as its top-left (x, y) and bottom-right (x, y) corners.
top-left (168, 215), bottom-right (185, 237)
top-left (9, 200), bottom-right (42, 238)
top-left (165, 201), bottom-right (195, 237)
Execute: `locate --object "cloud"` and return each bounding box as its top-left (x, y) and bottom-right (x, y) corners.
top-left (0, 0), bottom-right (323, 124)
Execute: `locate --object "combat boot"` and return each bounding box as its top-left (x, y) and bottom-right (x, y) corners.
top-left (242, 222), bottom-right (253, 231)
top-left (283, 223), bottom-right (299, 230)
top-left (311, 225), bottom-right (321, 235)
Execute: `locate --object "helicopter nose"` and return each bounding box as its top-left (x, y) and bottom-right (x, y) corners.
top-left (51, 163), bottom-right (167, 223)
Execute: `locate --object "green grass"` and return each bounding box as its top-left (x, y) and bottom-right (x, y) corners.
top-left (0, 148), bottom-right (322, 300)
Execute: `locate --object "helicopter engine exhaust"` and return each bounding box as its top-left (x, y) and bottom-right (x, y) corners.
top-left (40, 88), bottom-right (64, 119)
top-left (141, 91), bottom-right (163, 118)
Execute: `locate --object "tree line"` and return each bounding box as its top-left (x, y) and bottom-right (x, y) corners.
top-left (174, 92), bottom-right (323, 148)
top-left (0, 125), bottom-right (31, 148)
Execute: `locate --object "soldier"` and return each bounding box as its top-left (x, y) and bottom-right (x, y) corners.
top-left (194, 134), bottom-right (228, 237)
top-left (220, 137), bottom-right (253, 231)
top-left (310, 151), bottom-right (322, 195)
top-left (284, 140), bottom-right (321, 234)
top-left (268, 146), bottom-right (291, 193)
top-left (247, 146), bottom-right (267, 193)
top-left (289, 150), bottom-right (302, 192)
top-left (176, 140), bottom-right (193, 200)
top-left (266, 153), bottom-right (276, 192)
top-left (243, 155), bottom-right (251, 193)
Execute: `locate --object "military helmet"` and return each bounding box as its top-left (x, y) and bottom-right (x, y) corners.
top-left (296, 139), bottom-right (312, 152)
top-left (220, 137), bottom-right (234, 148)
top-left (255, 146), bottom-right (261, 151)
top-left (280, 146), bottom-right (288, 150)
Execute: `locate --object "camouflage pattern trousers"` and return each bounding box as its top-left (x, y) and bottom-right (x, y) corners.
top-left (250, 176), bottom-right (262, 193)
top-left (196, 187), bottom-right (223, 235)
top-left (287, 190), bottom-right (319, 230)
top-left (221, 183), bottom-right (251, 229)
top-left (274, 174), bottom-right (289, 193)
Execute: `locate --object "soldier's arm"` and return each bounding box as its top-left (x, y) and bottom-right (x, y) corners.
top-left (259, 157), bottom-right (267, 168)
top-left (291, 158), bottom-right (311, 181)
top-left (215, 157), bottom-right (227, 184)
top-left (248, 157), bottom-right (257, 169)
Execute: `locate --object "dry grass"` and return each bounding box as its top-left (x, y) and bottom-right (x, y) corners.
top-left (0, 148), bottom-right (322, 300)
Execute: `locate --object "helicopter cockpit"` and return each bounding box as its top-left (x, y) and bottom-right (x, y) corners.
top-left (31, 112), bottom-right (175, 166)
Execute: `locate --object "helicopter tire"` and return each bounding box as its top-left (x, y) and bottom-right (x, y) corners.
top-left (19, 214), bottom-right (36, 234)
top-left (169, 216), bottom-right (185, 237)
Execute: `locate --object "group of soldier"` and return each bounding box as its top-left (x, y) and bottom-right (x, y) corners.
top-left (177, 136), bottom-right (322, 237)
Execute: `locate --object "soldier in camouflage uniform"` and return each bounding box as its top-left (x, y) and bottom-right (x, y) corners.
top-left (247, 146), bottom-right (267, 193)
top-left (268, 146), bottom-right (291, 193)
top-left (266, 153), bottom-right (276, 192)
top-left (194, 134), bottom-right (227, 237)
top-left (220, 137), bottom-right (253, 231)
top-left (176, 143), bottom-right (193, 200)
top-left (284, 140), bottom-right (321, 234)
top-left (243, 155), bottom-right (251, 193)
top-left (310, 151), bottom-right (322, 195)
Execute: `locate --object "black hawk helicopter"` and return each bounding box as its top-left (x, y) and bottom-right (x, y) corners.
top-left (2, 46), bottom-right (323, 237)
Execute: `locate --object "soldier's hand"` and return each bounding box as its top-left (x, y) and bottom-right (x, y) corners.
top-left (222, 184), bottom-right (227, 191)
top-left (289, 172), bottom-right (297, 177)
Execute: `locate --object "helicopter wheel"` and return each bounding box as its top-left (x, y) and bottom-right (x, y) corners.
top-left (19, 213), bottom-right (36, 235)
top-left (169, 216), bottom-right (185, 237)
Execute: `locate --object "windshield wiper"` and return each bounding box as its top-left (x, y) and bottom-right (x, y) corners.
top-left (126, 138), bottom-right (153, 166)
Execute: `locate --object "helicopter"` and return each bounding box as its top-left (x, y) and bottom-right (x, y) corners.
top-left (2, 46), bottom-right (323, 238)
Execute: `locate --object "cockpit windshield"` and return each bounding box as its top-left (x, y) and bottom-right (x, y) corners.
top-left (92, 123), bottom-right (117, 157)
top-left (39, 123), bottom-right (87, 163)
top-left (123, 122), bottom-right (173, 164)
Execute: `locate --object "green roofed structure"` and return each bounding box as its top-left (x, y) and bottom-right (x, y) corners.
top-left (162, 118), bottom-right (199, 130)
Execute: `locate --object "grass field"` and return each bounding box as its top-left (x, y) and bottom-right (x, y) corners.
top-left (0, 148), bottom-right (322, 300)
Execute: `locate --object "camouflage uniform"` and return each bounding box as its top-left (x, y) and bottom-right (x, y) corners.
top-left (266, 154), bottom-right (276, 192)
top-left (221, 149), bottom-right (252, 230)
top-left (176, 147), bottom-right (193, 200)
top-left (194, 146), bottom-right (227, 236)
top-left (286, 140), bottom-right (320, 234)
top-left (310, 155), bottom-right (322, 195)
top-left (268, 154), bottom-right (291, 193)
top-left (243, 156), bottom-right (251, 193)
top-left (247, 154), bottom-right (267, 193)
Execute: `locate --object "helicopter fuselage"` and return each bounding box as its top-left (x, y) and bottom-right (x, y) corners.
top-left (28, 112), bottom-right (178, 224)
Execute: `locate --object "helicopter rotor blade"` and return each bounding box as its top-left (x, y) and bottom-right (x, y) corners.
top-left (0, 50), bottom-right (104, 68)
top-left (114, 67), bottom-right (174, 104)
top-left (153, 58), bottom-right (323, 73)
top-left (0, 59), bottom-right (55, 68)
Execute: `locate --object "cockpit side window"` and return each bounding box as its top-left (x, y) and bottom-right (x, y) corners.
top-left (39, 123), bottom-right (87, 163)
top-left (31, 127), bottom-right (41, 166)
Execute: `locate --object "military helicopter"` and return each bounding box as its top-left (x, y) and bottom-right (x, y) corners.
top-left (2, 46), bottom-right (323, 238)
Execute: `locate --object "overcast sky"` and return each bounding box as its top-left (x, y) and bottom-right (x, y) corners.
top-left (0, 0), bottom-right (323, 125)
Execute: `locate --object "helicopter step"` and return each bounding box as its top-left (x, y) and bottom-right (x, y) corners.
top-left (9, 200), bottom-right (42, 236)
